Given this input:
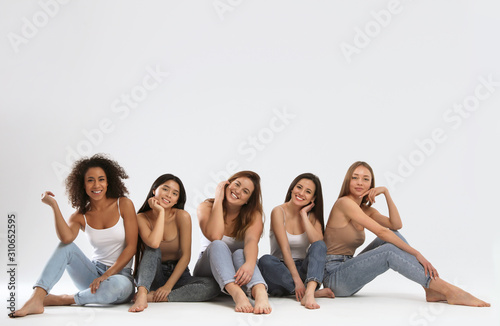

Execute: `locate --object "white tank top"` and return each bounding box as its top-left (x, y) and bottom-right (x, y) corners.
top-left (83, 198), bottom-right (132, 268)
top-left (270, 206), bottom-right (309, 260)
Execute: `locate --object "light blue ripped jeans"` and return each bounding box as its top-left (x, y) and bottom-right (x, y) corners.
top-left (193, 240), bottom-right (267, 296)
top-left (34, 242), bottom-right (134, 305)
top-left (323, 231), bottom-right (431, 297)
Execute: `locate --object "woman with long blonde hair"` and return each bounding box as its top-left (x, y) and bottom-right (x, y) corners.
top-left (322, 161), bottom-right (489, 307)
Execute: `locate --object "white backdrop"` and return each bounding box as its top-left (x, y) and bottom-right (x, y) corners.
top-left (1, 0), bottom-right (499, 313)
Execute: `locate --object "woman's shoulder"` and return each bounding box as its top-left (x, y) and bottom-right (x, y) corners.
top-left (175, 208), bottom-right (192, 222)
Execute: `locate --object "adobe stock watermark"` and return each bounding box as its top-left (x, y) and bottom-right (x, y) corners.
top-left (385, 74), bottom-right (500, 189)
top-left (51, 65), bottom-right (169, 181)
top-left (340, 0), bottom-right (406, 64)
top-left (185, 106), bottom-right (296, 213)
top-left (213, 0), bottom-right (244, 21)
top-left (7, 0), bottom-right (71, 54)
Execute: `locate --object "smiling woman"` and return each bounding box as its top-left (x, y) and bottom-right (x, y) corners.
top-left (193, 171), bottom-right (272, 314)
top-left (128, 174), bottom-right (219, 313)
top-left (10, 154), bottom-right (138, 318)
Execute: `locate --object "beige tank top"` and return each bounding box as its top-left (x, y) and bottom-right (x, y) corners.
top-left (145, 212), bottom-right (181, 262)
top-left (324, 221), bottom-right (365, 256)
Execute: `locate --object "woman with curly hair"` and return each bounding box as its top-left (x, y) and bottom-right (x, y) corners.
top-left (193, 171), bottom-right (272, 314)
top-left (128, 174), bottom-right (219, 312)
top-left (258, 173), bottom-right (334, 309)
top-left (10, 154), bottom-right (138, 318)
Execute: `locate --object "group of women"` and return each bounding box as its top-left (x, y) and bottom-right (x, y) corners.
top-left (10, 154), bottom-right (490, 318)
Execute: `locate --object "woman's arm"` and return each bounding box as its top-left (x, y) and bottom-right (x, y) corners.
top-left (198, 181), bottom-right (228, 241)
top-left (361, 187), bottom-right (402, 230)
top-left (41, 191), bottom-right (81, 244)
top-left (152, 210), bottom-right (192, 302)
top-left (137, 198), bottom-right (165, 249)
top-left (90, 197), bottom-right (138, 294)
top-left (234, 213), bottom-right (263, 287)
top-left (339, 197), bottom-right (437, 279)
top-left (300, 203), bottom-right (324, 243)
top-left (270, 206), bottom-right (305, 301)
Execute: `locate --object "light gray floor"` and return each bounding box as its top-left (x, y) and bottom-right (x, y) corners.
top-left (4, 272), bottom-right (497, 326)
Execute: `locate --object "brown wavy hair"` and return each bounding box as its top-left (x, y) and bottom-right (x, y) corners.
top-left (207, 170), bottom-right (263, 241)
top-left (338, 161), bottom-right (375, 208)
top-left (65, 153), bottom-right (129, 214)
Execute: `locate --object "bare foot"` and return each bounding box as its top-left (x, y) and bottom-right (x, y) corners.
top-left (424, 288), bottom-right (446, 303)
top-left (226, 283), bottom-right (254, 313)
top-left (446, 287), bottom-right (490, 307)
top-left (252, 284), bottom-right (272, 314)
top-left (314, 288), bottom-right (335, 299)
top-left (301, 292), bottom-right (320, 309)
top-left (129, 292), bottom-right (148, 312)
top-left (9, 288), bottom-right (46, 318)
top-left (44, 294), bottom-right (75, 306)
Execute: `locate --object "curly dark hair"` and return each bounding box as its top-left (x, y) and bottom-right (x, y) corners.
top-left (65, 153), bottom-right (129, 214)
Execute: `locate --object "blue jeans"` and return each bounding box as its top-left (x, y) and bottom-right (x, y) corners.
top-left (135, 245), bottom-right (219, 302)
top-left (323, 231), bottom-right (431, 297)
top-left (258, 240), bottom-right (326, 296)
top-left (193, 240), bottom-right (267, 296)
top-left (34, 242), bottom-right (134, 305)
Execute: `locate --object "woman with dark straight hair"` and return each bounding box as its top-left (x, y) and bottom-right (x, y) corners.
top-left (259, 173), bottom-right (334, 309)
top-left (129, 174), bottom-right (219, 312)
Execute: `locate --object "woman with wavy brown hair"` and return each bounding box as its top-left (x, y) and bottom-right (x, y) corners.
top-left (10, 154), bottom-right (138, 318)
top-left (193, 171), bottom-right (272, 314)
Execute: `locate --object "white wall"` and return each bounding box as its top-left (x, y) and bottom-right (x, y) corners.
top-left (1, 0), bottom-right (498, 300)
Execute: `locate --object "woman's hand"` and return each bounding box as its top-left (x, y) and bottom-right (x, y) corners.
top-left (153, 285), bottom-right (172, 302)
top-left (215, 181), bottom-right (229, 204)
top-left (360, 186), bottom-right (387, 204)
top-left (148, 197), bottom-right (164, 215)
top-left (89, 274), bottom-right (110, 294)
top-left (234, 261), bottom-right (254, 286)
top-left (416, 252), bottom-right (439, 280)
top-left (300, 201), bottom-right (315, 218)
top-left (294, 278), bottom-right (306, 302)
top-left (41, 191), bottom-right (57, 207)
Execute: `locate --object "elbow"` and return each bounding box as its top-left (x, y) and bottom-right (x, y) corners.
top-left (391, 221), bottom-right (403, 230)
top-left (60, 237), bottom-right (74, 245)
top-left (205, 231), bottom-right (223, 242)
top-left (148, 241), bottom-right (161, 249)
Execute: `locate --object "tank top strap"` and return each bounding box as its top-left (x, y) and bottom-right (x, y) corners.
top-left (279, 206), bottom-right (287, 227)
top-left (117, 197), bottom-right (121, 217)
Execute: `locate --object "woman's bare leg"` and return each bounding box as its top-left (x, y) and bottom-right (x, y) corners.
top-left (252, 284), bottom-right (272, 314)
top-left (225, 282), bottom-right (254, 313)
top-left (428, 278), bottom-right (490, 307)
top-left (9, 287), bottom-right (46, 318)
top-left (128, 286), bottom-right (148, 312)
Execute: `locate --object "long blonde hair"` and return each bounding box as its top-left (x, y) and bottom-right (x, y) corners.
top-left (338, 161), bottom-right (375, 207)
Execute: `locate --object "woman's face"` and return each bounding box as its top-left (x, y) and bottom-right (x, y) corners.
top-left (349, 165), bottom-right (372, 197)
top-left (153, 180), bottom-right (180, 209)
top-left (84, 167), bottom-right (108, 200)
top-left (290, 178), bottom-right (316, 206)
top-left (225, 177), bottom-right (254, 206)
